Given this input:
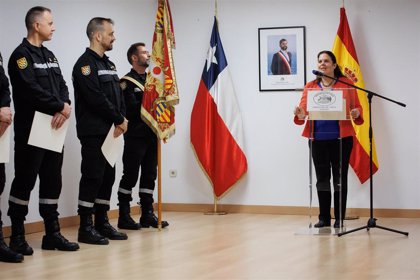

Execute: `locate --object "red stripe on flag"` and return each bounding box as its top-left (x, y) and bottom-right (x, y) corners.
top-left (191, 80), bottom-right (248, 198)
top-left (350, 137), bottom-right (378, 184)
top-left (337, 7), bottom-right (359, 63)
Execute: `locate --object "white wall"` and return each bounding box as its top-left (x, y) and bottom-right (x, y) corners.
top-left (0, 0), bottom-right (419, 225)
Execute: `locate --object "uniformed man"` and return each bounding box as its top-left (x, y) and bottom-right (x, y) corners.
top-left (117, 43), bottom-right (169, 230)
top-left (73, 17), bottom-right (128, 245)
top-left (7, 6), bottom-right (79, 255)
top-left (0, 52), bottom-right (24, 263)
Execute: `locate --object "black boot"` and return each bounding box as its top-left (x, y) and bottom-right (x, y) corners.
top-left (117, 203), bottom-right (141, 230)
top-left (334, 190), bottom-right (347, 228)
top-left (42, 219), bottom-right (79, 251)
top-left (9, 219), bottom-right (33, 255)
top-left (95, 211), bottom-right (128, 240)
top-left (0, 226), bottom-right (23, 263)
top-left (140, 208), bottom-right (169, 229)
top-left (78, 214), bottom-right (109, 245)
top-left (314, 191), bottom-right (331, 228)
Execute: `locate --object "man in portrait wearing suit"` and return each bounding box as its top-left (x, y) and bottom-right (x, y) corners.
top-left (271, 38), bottom-right (292, 75)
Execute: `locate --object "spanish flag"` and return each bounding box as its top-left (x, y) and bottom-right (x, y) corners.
top-left (142, 0), bottom-right (179, 141)
top-left (332, 7), bottom-right (378, 184)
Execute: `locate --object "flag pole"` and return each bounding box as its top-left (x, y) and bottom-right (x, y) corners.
top-left (204, 195), bottom-right (227, 215)
top-left (157, 137), bottom-right (162, 230)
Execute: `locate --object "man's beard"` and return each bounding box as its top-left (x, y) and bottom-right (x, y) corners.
top-left (103, 41), bottom-right (113, 51)
top-left (137, 60), bottom-right (149, 68)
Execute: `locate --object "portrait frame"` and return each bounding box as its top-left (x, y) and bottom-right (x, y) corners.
top-left (258, 26), bottom-right (306, 91)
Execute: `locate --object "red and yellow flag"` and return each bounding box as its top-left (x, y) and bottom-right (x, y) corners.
top-left (332, 7), bottom-right (378, 184)
top-left (142, 0), bottom-right (179, 141)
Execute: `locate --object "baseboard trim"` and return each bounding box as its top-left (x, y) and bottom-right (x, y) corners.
top-left (161, 203), bottom-right (420, 218)
top-left (2, 203), bottom-right (419, 236)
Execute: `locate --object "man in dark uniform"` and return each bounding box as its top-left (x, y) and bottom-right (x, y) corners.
top-left (117, 43), bottom-right (169, 230)
top-left (0, 52), bottom-right (24, 263)
top-left (7, 6), bottom-right (79, 255)
top-left (73, 17), bottom-right (128, 245)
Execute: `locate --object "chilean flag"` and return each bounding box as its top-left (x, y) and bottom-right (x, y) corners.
top-left (190, 17), bottom-right (248, 199)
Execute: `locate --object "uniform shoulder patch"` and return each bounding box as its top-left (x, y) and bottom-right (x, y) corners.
top-left (81, 65), bottom-right (91, 76)
top-left (17, 57), bottom-right (28, 69)
top-left (120, 81), bottom-right (127, 90)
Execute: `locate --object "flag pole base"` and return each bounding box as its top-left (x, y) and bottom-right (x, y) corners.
top-left (344, 215), bottom-right (359, 220)
top-left (333, 215), bottom-right (359, 220)
top-left (204, 196), bottom-right (227, 215)
top-left (204, 211), bottom-right (227, 215)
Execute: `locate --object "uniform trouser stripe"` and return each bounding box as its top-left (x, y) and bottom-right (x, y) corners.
top-left (9, 195), bottom-right (29, 205)
top-left (39, 198), bottom-right (59, 204)
top-left (139, 188), bottom-right (154, 195)
top-left (78, 200), bottom-right (94, 208)
top-left (118, 187), bottom-right (132, 195)
top-left (94, 199), bottom-right (110, 205)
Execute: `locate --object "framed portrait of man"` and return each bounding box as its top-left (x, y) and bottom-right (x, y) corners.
top-left (258, 26), bottom-right (306, 91)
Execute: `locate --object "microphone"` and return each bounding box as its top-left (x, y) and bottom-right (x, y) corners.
top-left (312, 70), bottom-right (324, 76)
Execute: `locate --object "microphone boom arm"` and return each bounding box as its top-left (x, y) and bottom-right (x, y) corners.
top-left (314, 71), bottom-right (406, 107)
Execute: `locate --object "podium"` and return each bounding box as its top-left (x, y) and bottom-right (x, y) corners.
top-left (300, 72), bottom-right (408, 237)
top-left (296, 88), bottom-right (355, 236)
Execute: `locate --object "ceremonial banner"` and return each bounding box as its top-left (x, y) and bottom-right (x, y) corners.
top-left (142, 0), bottom-right (179, 141)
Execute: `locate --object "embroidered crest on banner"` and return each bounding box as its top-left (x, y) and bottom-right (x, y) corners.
top-left (81, 65), bottom-right (91, 76)
top-left (156, 101), bottom-right (171, 123)
top-left (17, 57), bottom-right (28, 69)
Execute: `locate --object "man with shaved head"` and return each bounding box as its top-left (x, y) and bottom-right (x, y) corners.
top-left (0, 51), bottom-right (23, 263)
top-left (73, 17), bottom-right (128, 245)
top-left (7, 6), bottom-right (79, 255)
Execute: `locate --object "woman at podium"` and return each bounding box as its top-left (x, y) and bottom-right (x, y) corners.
top-left (293, 50), bottom-right (364, 228)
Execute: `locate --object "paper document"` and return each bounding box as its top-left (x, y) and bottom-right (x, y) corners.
top-left (27, 111), bottom-right (69, 153)
top-left (0, 126), bottom-right (11, 163)
top-left (101, 125), bottom-right (124, 167)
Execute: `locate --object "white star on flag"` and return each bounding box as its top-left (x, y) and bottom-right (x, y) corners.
top-left (206, 45), bottom-right (218, 71)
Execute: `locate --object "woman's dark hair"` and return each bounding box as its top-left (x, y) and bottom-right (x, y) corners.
top-left (317, 50), bottom-right (344, 78)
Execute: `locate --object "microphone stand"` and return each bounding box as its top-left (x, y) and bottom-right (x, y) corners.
top-left (315, 71), bottom-right (408, 237)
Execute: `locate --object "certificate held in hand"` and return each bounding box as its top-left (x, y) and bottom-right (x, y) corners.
top-left (27, 111), bottom-right (70, 153)
top-left (0, 126), bottom-right (11, 163)
top-left (101, 125), bottom-right (124, 167)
